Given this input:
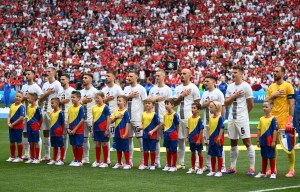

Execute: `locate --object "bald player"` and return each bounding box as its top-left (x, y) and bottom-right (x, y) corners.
top-left (174, 68), bottom-right (201, 169)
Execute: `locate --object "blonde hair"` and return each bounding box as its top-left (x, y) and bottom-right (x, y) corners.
top-left (144, 97), bottom-right (156, 105)
top-left (210, 101), bottom-right (222, 113)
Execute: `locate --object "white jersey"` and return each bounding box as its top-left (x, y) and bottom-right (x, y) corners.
top-left (175, 83), bottom-right (200, 121)
top-left (58, 86), bottom-right (76, 118)
top-left (41, 80), bottom-right (62, 113)
top-left (124, 84), bottom-right (147, 122)
top-left (80, 86), bottom-right (98, 124)
top-left (200, 88), bottom-right (225, 126)
top-left (148, 85), bottom-right (172, 121)
top-left (226, 81), bottom-right (253, 121)
top-left (102, 84), bottom-right (124, 114)
top-left (21, 83), bottom-right (43, 115)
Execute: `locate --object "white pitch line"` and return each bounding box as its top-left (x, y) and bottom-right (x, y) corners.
top-left (250, 185), bottom-right (300, 192)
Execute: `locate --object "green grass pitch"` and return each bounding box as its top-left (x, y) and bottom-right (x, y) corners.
top-left (0, 103), bottom-right (300, 192)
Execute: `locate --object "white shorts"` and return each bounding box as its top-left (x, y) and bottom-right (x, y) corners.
top-left (129, 121), bottom-right (143, 138)
top-left (109, 124), bottom-right (115, 138)
top-left (84, 121), bottom-right (92, 137)
top-left (227, 119), bottom-right (250, 140)
top-left (178, 119), bottom-right (187, 139)
top-left (41, 113), bottom-right (51, 131)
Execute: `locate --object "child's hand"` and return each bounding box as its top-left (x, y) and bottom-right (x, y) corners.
top-left (67, 129), bottom-right (72, 134)
top-left (196, 140), bottom-right (201, 145)
top-left (8, 123), bottom-right (13, 129)
top-left (271, 141), bottom-right (276, 148)
top-left (216, 138), bottom-right (221, 146)
top-left (70, 130), bottom-right (76, 135)
top-left (186, 138), bottom-right (189, 144)
top-left (116, 113), bottom-right (124, 119)
top-left (148, 130), bottom-right (153, 136)
top-left (257, 142), bottom-right (260, 148)
top-left (136, 126), bottom-right (142, 132)
top-left (105, 129), bottom-right (109, 137)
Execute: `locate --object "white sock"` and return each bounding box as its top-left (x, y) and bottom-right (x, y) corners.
top-left (155, 141), bottom-right (160, 164)
top-left (63, 134), bottom-right (68, 161)
top-left (44, 137), bottom-right (51, 158)
top-left (23, 137), bottom-right (29, 156)
top-left (230, 146), bottom-right (239, 169)
top-left (129, 138), bottom-right (134, 163)
top-left (206, 145), bottom-right (211, 168)
top-left (137, 137), bottom-right (143, 161)
top-left (178, 139), bottom-right (185, 165)
top-left (39, 138), bottom-right (42, 159)
top-left (222, 148), bottom-right (226, 168)
top-left (107, 142), bottom-right (111, 163)
top-left (247, 145), bottom-right (255, 169)
top-left (83, 137), bottom-right (90, 161)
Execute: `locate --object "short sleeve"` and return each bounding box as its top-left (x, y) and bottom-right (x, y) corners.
top-left (218, 116), bottom-right (225, 129)
top-left (192, 85), bottom-right (200, 101)
top-left (19, 105), bottom-right (25, 117)
top-left (174, 113), bottom-right (180, 126)
top-left (79, 106), bottom-right (85, 119)
top-left (154, 113), bottom-right (161, 125)
top-left (124, 110), bottom-right (131, 124)
top-left (105, 105), bottom-right (111, 116)
top-left (244, 83), bottom-right (254, 99)
top-left (198, 118), bottom-right (204, 129)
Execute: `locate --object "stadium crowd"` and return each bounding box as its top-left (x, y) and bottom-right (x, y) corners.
top-left (0, 0), bottom-right (300, 90)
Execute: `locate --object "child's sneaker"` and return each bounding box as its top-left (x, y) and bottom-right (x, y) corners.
top-left (6, 157), bottom-right (15, 162)
top-left (221, 167), bottom-right (227, 173)
top-left (202, 165), bottom-right (210, 172)
top-left (254, 172), bottom-right (267, 178)
top-left (55, 160), bottom-right (64, 166)
top-left (162, 165), bottom-right (170, 171)
top-left (25, 159), bottom-right (34, 164)
top-left (99, 163), bottom-right (109, 168)
top-left (123, 164), bottom-right (131, 170)
top-left (247, 168), bottom-right (255, 176)
top-left (12, 157), bottom-right (23, 163)
top-left (206, 172), bottom-right (216, 176)
top-left (72, 162), bottom-right (81, 167)
top-left (69, 161), bottom-right (76, 166)
top-left (32, 159), bottom-right (40, 164)
top-left (270, 173), bottom-right (276, 179)
top-left (226, 167), bottom-right (237, 174)
top-left (196, 168), bottom-right (204, 175)
top-left (186, 168), bottom-right (196, 174)
top-left (112, 163), bottom-right (122, 169)
top-left (215, 171), bottom-right (222, 177)
top-left (285, 169), bottom-right (295, 178)
top-left (169, 167), bottom-right (177, 172)
top-left (266, 169), bottom-right (277, 176)
top-left (176, 164), bottom-right (185, 169)
top-left (138, 165), bottom-right (148, 170)
top-left (47, 160), bottom-right (56, 165)
top-left (149, 165), bottom-right (155, 170)
top-left (91, 161), bottom-right (100, 168)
